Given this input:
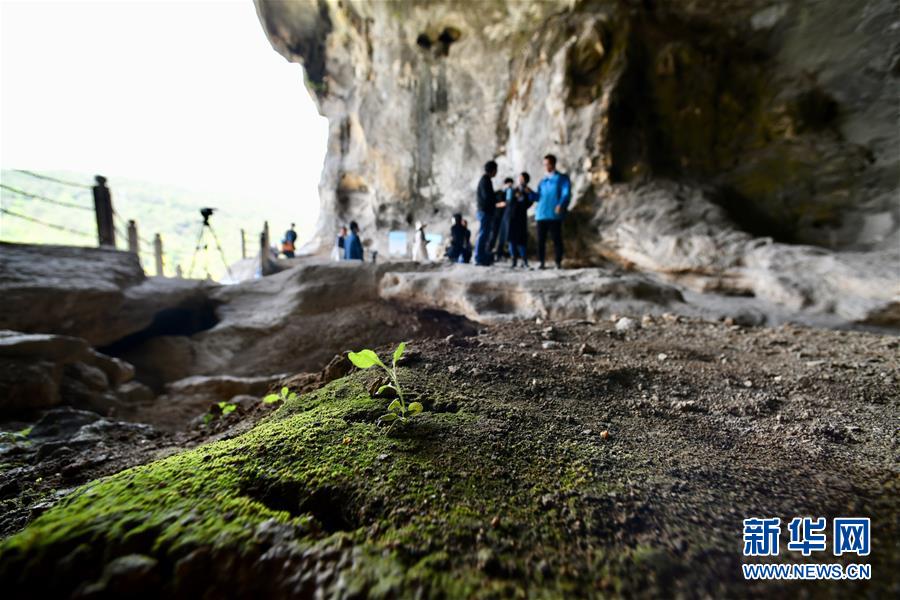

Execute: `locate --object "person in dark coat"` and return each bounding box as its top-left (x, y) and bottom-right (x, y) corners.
top-left (475, 160), bottom-right (499, 265)
top-left (447, 213), bottom-right (467, 263)
top-left (461, 219), bottom-right (473, 263)
top-left (507, 172), bottom-right (536, 268)
top-left (491, 177), bottom-right (514, 261)
top-left (344, 221), bottom-right (364, 260)
top-left (281, 223), bottom-right (298, 258)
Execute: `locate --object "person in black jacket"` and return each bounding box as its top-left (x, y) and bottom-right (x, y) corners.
top-left (475, 160), bottom-right (499, 265)
top-left (462, 219), bottom-right (473, 263)
top-left (446, 213), bottom-right (467, 263)
top-left (281, 223), bottom-right (298, 258)
top-left (491, 177), bottom-right (514, 261)
top-left (507, 172), bottom-right (536, 268)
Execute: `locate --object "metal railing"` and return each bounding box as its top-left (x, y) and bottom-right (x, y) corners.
top-left (0, 170), bottom-right (264, 280)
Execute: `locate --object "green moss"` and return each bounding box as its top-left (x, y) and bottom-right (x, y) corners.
top-left (2, 373), bottom-right (608, 596)
top-left (0, 377), bottom-right (394, 591)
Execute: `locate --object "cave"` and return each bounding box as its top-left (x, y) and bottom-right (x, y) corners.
top-left (416, 26), bottom-right (460, 57)
top-left (97, 299), bottom-right (220, 358)
top-left (416, 33), bottom-right (432, 50)
top-left (1, 1), bottom-right (898, 598)
top-left (601, 10), bottom-right (868, 247)
top-left (436, 26), bottom-right (460, 56)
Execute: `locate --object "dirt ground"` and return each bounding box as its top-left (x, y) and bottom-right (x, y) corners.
top-left (363, 315), bottom-right (899, 596)
top-left (1, 313), bottom-right (897, 596)
top-left (415, 316), bottom-right (899, 595)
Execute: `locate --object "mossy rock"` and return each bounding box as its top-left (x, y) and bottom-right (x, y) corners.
top-left (0, 372), bottom-right (623, 598)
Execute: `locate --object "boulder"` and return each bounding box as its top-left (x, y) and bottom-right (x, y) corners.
top-left (0, 407), bottom-right (162, 536)
top-left (615, 317), bottom-right (639, 332)
top-left (115, 381), bottom-right (156, 405)
top-left (165, 374), bottom-right (284, 399)
top-left (0, 330), bottom-right (90, 362)
top-left (86, 350), bottom-right (135, 386)
top-left (597, 181), bottom-right (900, 325)
top-left (0, 359), bottom-right (62, 415)
top-left (379, 264), bottom-right (684, 322)
top-left (28, 407), bottom-right (102, 440)
top-left (181, 261), bottom-right (475, 378)
top-left (0, 244), bottom-right (143, 345)
top-left (0, 243), bottom-right (214, 346)
top-left (58, 364), bottom-right (124, 417)
top-left (97, 261), bottom-right (478, 383)
top-left (63, 362), bottom-right (109, 392)
top-left (0, 331), bottom-right (140, 418)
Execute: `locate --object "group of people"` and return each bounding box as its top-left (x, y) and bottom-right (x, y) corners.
top-left (449, 153), bottom-right (571, 269)
top-left (322, 153), bottom-right (571, 267)
top-left (332, 222), bottom-right (365, 261)
top-left (280, 222), bottom-right (363, 261)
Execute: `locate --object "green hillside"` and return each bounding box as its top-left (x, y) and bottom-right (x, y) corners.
top-left (0, 170), bottom-right (313, 280)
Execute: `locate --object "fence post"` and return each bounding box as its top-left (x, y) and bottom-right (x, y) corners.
top-left (154, 233), bottom-right (164, 276)
top-left (92, 175), bottom-right (115, 247)
top-left (259, 231), bottom-right (267, 276)
top-left (127, 220), bottom-right (139, 255)
top-left (263, 221), bottom-right (270, 252)
top-left (240, 228), bottom-right (246, 259)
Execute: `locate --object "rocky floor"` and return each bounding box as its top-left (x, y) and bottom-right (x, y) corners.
top-left (0, 313), bottom-right (896, 597)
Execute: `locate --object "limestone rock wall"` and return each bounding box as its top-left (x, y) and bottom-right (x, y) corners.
top-left (255, 0), bottom-right (898, 257)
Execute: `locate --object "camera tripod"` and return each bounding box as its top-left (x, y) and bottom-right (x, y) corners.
top-left (187, 209), bottom-right (234, 281)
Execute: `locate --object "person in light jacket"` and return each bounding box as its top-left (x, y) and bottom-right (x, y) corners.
top-left (534, 154), bottom-right (571, 269)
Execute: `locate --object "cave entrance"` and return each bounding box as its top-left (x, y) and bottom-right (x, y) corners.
top-left (709, 186), bottom-right (799, 244)
top-left (97, 299), bottom-right (220, 357)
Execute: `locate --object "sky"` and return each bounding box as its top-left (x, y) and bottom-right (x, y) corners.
top-left (0, 0), bottom-right (327, 240)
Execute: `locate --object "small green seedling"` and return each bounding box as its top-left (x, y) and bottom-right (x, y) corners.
top-left (348, 342), bottom-right (422, 425)
top-left (0, 427), bottom-right (33, 445)
top-left (263, 386), bottom-right (297, 404)
top-left (203, 401), bottom-right (237, 425)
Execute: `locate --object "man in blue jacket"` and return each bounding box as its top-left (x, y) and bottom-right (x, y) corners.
top-left (344, 221), bottom-right (364, 260)
top-left (534, 154), bottom-right (571, 269)
top-left (475, 160), bottom-right (499, 266)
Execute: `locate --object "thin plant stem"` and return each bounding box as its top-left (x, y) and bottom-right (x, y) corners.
top-left (390, 366), bottom-right (405, 416)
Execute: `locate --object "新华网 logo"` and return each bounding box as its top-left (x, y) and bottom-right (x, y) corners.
top-left (741, 516), bottom-right (871, 581)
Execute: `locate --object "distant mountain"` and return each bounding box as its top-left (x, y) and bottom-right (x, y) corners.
top-left (0, 169), bottom-right (312, 280)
